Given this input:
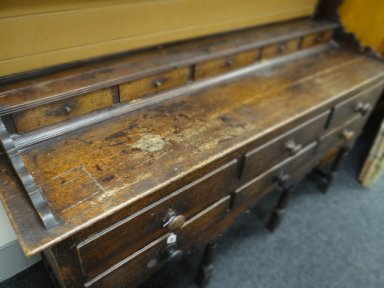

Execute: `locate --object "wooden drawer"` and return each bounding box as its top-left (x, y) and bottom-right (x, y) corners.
top-left (261, 38), bottom-right (301, 60)
top-left (77, 160), bottom-right (237, 278)
top-left (120, 67), bottom-right (190, 102)
top-left (12, 88), bottom-right (113, 133)
top-left (84, 196), bottom-right (231, 288)
top-left (301, 30), bottom-right (333, 49)
top-left (235, 142), bottom-right (318, 211)
top-left (195, 49), bottom-right (259, 79)
top-left (329, 84), bottom-right (383, 130)
top-left (241, 111), bottom-right (329, 184)
top-left (178, 196), bottom-right (231, 251)
top-left (317, 115), bottom-right (367, 158)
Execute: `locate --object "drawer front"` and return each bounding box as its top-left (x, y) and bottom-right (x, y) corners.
top-left (281, 142), bottom-right (319, 185)
top-left (120, 67), bottom-right (190, 102)
top-left (77, 160), bottom-right (237, 277)
top-left (301, 30), bottom-right (333, 49)
top-left (241, 111), bottom-right (329, 184)
top-left (195, 49), bottom-right (259, 79)
top-left (329, 83), bottom-right (383, 130)
top-left (261, 38), bottom-right (301, 60)
top-left (13, 88), bottom-right (113, 133)
top-left (179, 196), bottom-right (231, 251)
top-left (85, 196), bottom-right (230, 288)
top-left (317, 115), bottom-right (367, 158)
top-left (235, 142), bottom-right (318, 211)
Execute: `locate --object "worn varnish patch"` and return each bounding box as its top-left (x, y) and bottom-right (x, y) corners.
top-left (135, 134), bottom-right (166, 153)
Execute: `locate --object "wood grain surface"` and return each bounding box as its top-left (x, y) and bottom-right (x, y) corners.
top-left (1, 45), bottom-right (384, 256)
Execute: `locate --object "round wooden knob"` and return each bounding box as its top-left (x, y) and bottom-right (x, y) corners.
top-left (153, 80), bottom-right (164, 88)
top-left (315, 35), bottom-right (323, 44)
top-left (355, 101), bottom-right (372, 115)
top-left (278, 43), bottom-right (287, 53)
top-left (226, 59), bottom-right (235, 67)
top-left (63, 105), bottom-right (73, 114)
top-left (341, 129), bottom-right (355, 141)
top-left (163, 210), bottom-right (185, 231)
top-left (163, 245), bottom-right (184, 264)
top-left (285, 140), bottom-right (302, 155)
top-left (275, 171), bottom-right (290, 185)
top-left (362, 103), bottom-right (372, 114)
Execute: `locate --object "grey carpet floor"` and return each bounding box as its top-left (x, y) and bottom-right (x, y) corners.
top-left (1, 136), bottom-right (383, 288)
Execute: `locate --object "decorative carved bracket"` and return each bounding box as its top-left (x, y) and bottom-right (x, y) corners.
top-left (0, 118), bottom-right (58, 229)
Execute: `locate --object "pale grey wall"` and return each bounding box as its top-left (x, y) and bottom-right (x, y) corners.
top-left (0, 202), bottom-right (40, 282)
top-left (0, 201), bottom-right (16, 246)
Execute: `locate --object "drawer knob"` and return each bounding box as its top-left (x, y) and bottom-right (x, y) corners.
top-left (355, 102), bottom-right (372, 115)
top-left (163, 244), bottom-right (184, 265)
top-left (63, 105), bottom-right (73, 114)
top-left (285, 140), bottom-right (302, 155)
top-left (278, 43), bottom-right (287, 53)
top-left (341, 129), bottom-right (355, 141)
top-left (226, 59), bottom-right (235, 67)
top-left (275, 171), bottom-right (290, 186)
top-left (163, 209), bottom-right (185, 231)
top-left (315, 35), bottom-right (323, 44)
top-left (153, 80), bottom-right (164, 88)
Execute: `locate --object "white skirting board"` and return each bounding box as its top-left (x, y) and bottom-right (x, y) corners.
top-left (0, 201), bottom-right (41, 282)
top-left (0, 240), bottom-right (41, 282)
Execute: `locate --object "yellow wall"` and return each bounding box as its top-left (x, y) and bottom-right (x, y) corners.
top-left (339, 0), bottom-right (384, 57)
top-left (0, 0), bottom-right (317, 77)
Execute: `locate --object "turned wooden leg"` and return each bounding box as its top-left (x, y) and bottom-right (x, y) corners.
top-left (196, 243), bottom-right (216, 287)
top-left (316, 146), bottom-right (349, 193)
top-left (266, 185), bottom-right (294, 232)
top-left (41, 254), bottom-right (61, 288)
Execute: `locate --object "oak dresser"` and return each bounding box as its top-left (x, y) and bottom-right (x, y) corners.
top-left (1, 12), bottom-right (384, 288)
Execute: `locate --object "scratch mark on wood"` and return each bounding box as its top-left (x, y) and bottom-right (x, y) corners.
top-left (81, 165), bottom-right (106, 193)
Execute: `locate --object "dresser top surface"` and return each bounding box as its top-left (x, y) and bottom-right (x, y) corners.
top-left (0, 20), bottom-right (384, 254)
top-left (1, 44), bottom-right (383, 255)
